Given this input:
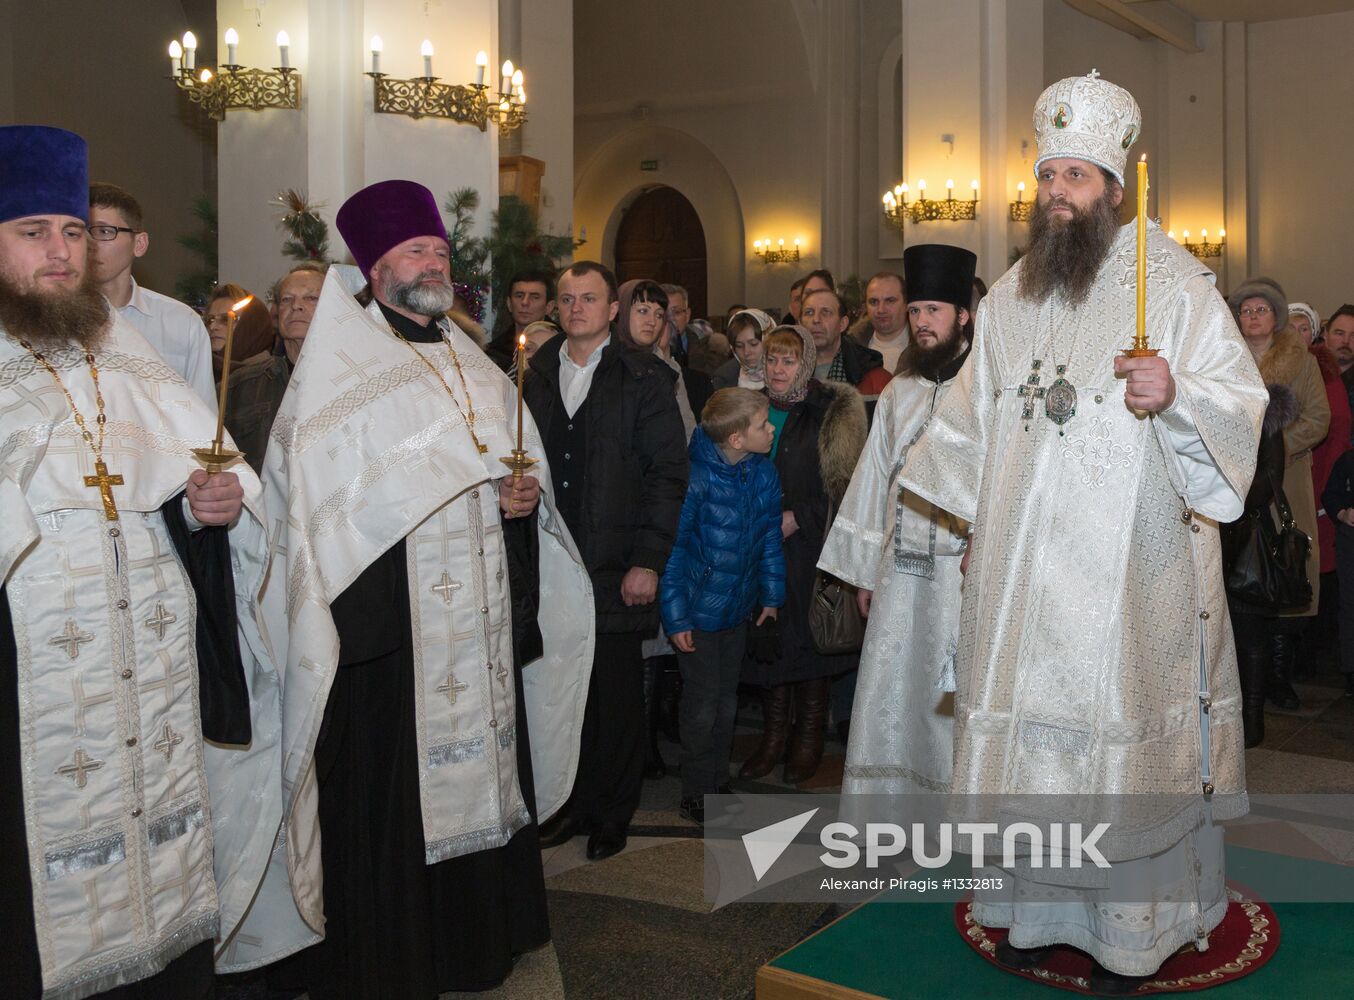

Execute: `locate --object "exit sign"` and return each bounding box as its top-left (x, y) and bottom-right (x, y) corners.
top-left (640, 159), bottom-right (659, 171)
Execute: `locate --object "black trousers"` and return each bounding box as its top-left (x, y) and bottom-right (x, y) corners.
top-left (566, 633), bottom-right (645, 828)
top-left (1339, 529), bottom-right (1354, 675)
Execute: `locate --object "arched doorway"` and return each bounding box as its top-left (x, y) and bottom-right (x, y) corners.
top-left (613, 186), bottom-right (708, 318)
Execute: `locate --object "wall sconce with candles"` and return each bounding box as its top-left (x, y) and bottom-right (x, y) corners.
top-left (1009, 182), bottom-right (1033, 222)
top-left (1167, 228), bottom-right (1226, 259)
top-left (882, 178), bottom-right (978, 232)
top-left (366, 40), bottom-right (527, 134)
top-left (165, 29), bottom-right (301, 121)
top-left (753, 238), bottom-right (801, 264)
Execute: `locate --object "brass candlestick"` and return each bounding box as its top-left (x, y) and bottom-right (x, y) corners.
top-left (192, 295), bottom-right (250, 473)
top-left (500, 334), bottom-right (538, 481)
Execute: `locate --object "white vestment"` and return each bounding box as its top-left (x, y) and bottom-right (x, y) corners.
top-left (898, 223), bottom-right (1267, 975)
top-left (221, 273), bottom-right (593, 971)
top-left (0, 317), bottom-right (279, 1000)
top-left (819, 370), bottom-right (967, 801)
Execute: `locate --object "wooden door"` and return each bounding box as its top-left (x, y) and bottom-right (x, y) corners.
top-left (613, 186), bottom-right (708, 318)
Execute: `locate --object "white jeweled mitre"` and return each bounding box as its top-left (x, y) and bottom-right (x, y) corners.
top-left (1033, 69), bottom-right (1142, 184)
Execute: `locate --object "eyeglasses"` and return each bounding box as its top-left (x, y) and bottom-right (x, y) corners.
top-left (88, 224), bottom-right (140, 242)
top-left (1238, 305), bottom-right (1272, 318)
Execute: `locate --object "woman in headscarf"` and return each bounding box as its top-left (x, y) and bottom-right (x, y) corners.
top-left (712, 308), bottom-right (775, 391)
top-left (205, 282), bottom-right (274, 381)
top-left (739, 325), bottom-right (867, 784)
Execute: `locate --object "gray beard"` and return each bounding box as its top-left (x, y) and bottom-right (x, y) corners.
top-left (0, 267), bottom-right (110, 350)
top-left (1017, 188), bottom-right (1122, 307)
top-left (384, 274), bottom-right (457, 317)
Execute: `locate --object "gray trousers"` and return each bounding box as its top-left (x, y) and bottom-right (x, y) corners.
top-left (676, 626), bottom-right (747, 796)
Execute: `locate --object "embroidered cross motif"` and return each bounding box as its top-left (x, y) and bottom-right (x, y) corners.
top-left (1017, 360), bottom-right (1045, 425)
top-left (57, 747), bottom-right (105, 788)
top-left (144, 603), bottom-right (177, 640)
top-left (437, 671), bottom-right (469, 707)
top-left (127, 530), bottom-right (176, 594)
top-left (70, 675), bottom-right (116, 736)
top-left (331, 350), bottom-right (383, 387)
top-left (432, 571), bottom-right (463, 605)
top-left (154, 722), bottom-right (185, 762)
top-left (50, 620), bottom-right (95, 660)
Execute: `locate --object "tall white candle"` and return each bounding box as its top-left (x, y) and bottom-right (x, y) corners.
top-left (277, 30), bottom-right (290, 69)
top-left (182, 31), bottom-right (197, 71)
top-left (224, 27), bottom-right (238, 66)
top-left (501, 59), bottom-right (513, 94)
top-left (169, 40), bottom-right (182, 75)
top-left (421, 39), bottom-right (434, 78)
top-left (475, 50), bottom-right (488, 86)
top-left (370, 35), bottom-right (382, 74)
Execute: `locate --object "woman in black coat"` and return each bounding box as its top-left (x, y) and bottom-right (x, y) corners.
top-left (739, 325), bottom-right (867, 783)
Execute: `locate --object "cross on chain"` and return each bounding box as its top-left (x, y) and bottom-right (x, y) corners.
top-left (1017, 359), bottom-right (1045, 425)
top-left (154, 722), bottom-right (185, 762)
top-left (432, 571), bottom-right (463, 605)
top-left (83, 459), bottom-right (124, 522)
top-left (50, 620), bottom-right (95, 660)
top-left (331, 350), bottom-right (383, 387)
top-left (437, 671), bottom-right (469, 708)
top-left (144, 602), bottom-right (177, 641)
top-left (56, 747), bottom-right (105, 788)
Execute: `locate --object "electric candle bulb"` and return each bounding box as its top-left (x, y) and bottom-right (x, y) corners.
top-left (778, 238), bottom-right (784, 247)
top-left (900, 183), bottom-right (909, 194)
top-left (276, 30), bottom-right (290, 69)
top-left (1218, 228), bottom-right (1226, 239)
top-left (794, 238), bottom-right (801, 247)
top-left (946, 178), bottom-right (955, 199)
top-left (475, 49), bottom-right (488, 86)
top-left (199, 68), bottom-right (213, 83)
top-left (1167, 230), bottom-right (1175, 240)
top-left (370, 35), bottom-right (383, 75)
top-left (917, 179), bottom-right (927, 193)
top-left (1183, 230), bottom-right (1191, 240)
top-left (754, 240), bottom-right (762, 250)
top-left (882, 193), bottom-right (893, 206)
top-left (501, 59), bottom-right (514, 93)
top-left (182, 31), bottom-right (197, 71)
top-left (224, 28), bottom-right (239, 66)
top-left (169, 39), bottom-right (183, 75)
top-left (511, 68), bottom-right (523, 87)
top-left (1201, 229), bottom-right (1209, 240)
top-left (421, 39), bottom-right (434, 77)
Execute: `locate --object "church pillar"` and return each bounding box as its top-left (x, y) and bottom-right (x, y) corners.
top-left (819, 2), bottom-right (861, 279)
top-left (216, 0), bottom-right (500, 294)
top-left (517, 0), bottom-right (573, 239)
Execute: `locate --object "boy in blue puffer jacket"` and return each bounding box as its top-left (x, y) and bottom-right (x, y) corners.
top-left (661, 388), bottom-right (785, 823)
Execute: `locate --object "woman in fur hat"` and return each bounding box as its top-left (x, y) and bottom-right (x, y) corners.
top-left (738, 325), bottom-right (867, 784)
top-left (1227, 277), bottom-right (1331, 712)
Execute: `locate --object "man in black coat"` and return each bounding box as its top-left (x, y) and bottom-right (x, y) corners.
top-left (525, 261), bottom-right (689, 860)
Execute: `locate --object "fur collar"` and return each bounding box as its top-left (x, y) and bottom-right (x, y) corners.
top-left (814, 380), bottom-right (868, 504)
top-left (1257, 327), bottom-right (1310, 386)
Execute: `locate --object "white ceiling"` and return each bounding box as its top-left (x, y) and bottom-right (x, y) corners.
top-left (1125, 0), bottom-right (1354, 22)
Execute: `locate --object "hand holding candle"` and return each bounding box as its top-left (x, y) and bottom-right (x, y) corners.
top-left (500, 332), bottom-right (539, 484)
top-left (193, 295), bottom-right (252, 472)
top-left (1123, 154), bottom-right (1157, 359)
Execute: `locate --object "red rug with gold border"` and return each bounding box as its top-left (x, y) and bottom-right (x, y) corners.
top-left (955, 888), bottom-right (1279, 994)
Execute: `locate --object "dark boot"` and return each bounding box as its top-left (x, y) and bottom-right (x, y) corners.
top-left (1267, 631), bottom-right (1301, 710)
top-left (782, 678), bottom-right (830, 784)
top-left (657, 656), bottom-right (682, 743)
top-left (1237, 638), bottom-right (1267, 748)
top-left (1088, 959), bottom-right (1155, 996)
top-left (739, 685), bottom-right (791, 779)
top-left (642, 657), bottom-right (666, 779)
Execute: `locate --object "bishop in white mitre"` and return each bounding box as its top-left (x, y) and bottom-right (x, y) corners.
top-left (897, 75), bottom-right (1267, 988)
top-left (819, 244), bottom-right (978, 807)
top-left (222, 181), bottom-right (593, 999)
top-left (0, 126), bottom-right (279, 1000)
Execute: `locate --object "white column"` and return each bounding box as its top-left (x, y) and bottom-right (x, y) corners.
top-left (1222, 21), bottom-right (1250, 288)
top-left (519, 0), bottom-right (574, 239)
top-left (819, 1), bottom-right (861, 277)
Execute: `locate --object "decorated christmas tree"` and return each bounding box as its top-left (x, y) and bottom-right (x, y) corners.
top-left (174, 195), bottom-right (218, 311)
top-left (442, 188), bottom-right (490, 323)
top-left (275, 189), bottom-right (331, 262)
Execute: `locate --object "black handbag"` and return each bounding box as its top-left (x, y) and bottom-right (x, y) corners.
top-left (809, 500), bottom-right (866, 655)
top-left (1222, 468), bottom-right (1312, 611)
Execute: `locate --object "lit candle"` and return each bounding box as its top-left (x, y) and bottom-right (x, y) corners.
top-left (1182, 229), bottom-right (1191, 242)
top-left (370, 35), bottom-right (383, 75)
top-left (917, 179), bottom-right (927, 197)
top-left (475, 49), bottom-right (488, 86)
top-left (1218, 228), bottom-right (1226, 241)
top-left (501, 59), bottom-right (513, 94)
top-left (794, 238), bottom-right (801, 248)
top-left (1016, 180), bottom-right (1025, 202)
top-left (755, 239), bottom-right (763, 250)
top-left (182, 31), bottom-right (197, 71)
top-left (900, 182), bottom-right (909, 202)
top-left (1135, 154), bottom-right (1148, 350)
top-left (199, 68), bottom-right (213, 84)
top-left (1167, 230), bottom-right (1175, 240)
top-left (169, 39), bottom-right (183, 75)
top-left (421, 39), bottom-right (434, 78)
top-left (224, 27), bottom-right (238, 66)
top-left (777, 238), bottom-right (785, 248)
top-left (214, 296), bottom-right (254, 451)
top-left (515, 333), bottom-right (527, 455)
top-left (946, 178), bottom-right (955, 201)
top-left (971, 178), bottom-right (979, 201)
top-left (277, 30), bottom-right (290, 69)
top-left (511, 68), bottom-right (523, 90)
top-left (1201, 228), bottom-right (1209, 241)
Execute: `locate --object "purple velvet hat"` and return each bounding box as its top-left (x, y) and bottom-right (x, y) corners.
top-left (335, 179), bottom-right (448, 279)
top-left (0, 126), bottom-right (90, 225)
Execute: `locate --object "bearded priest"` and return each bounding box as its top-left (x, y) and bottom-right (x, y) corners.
top-left (224, 180), bottom-right (593, 998)
top-left (819, 244), bottom-right (977, 806)
top-left (898, 74), bottom-right (1268, 992)
top-left (0, 126), bottom-right (279, 1000)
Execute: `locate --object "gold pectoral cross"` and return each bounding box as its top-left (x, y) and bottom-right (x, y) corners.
top-left (83, 460), bottom-right (124, 521)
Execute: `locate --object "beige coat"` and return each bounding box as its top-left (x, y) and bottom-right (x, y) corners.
top-left (1257, 328), bottom-right (1331, 615)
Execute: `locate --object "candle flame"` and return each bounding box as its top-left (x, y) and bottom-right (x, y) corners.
top-left (518, 333), bottom-right (527, 348)
top-left (1140, 153), bottom-right (1147, 162)
top-left (230, 295), bottom-right (254, 312)
top-left (199, 68), bottom-right (213, 83)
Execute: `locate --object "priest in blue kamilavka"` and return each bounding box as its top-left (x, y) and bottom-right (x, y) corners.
top-left (897, 74), bottom-right (1267, 990)
top-left (0, 126), bottom-right (280, 1000)
top-left (224, 180), bottom-right (593, 998)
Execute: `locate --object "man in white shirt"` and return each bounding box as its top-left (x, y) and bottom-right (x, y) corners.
top-left (88, 183), bottom-right (216, 407)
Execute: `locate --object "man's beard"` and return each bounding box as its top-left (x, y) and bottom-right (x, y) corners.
top-left (381, 269), bottom-right (457, 317)
top-left (901, 318), bottom-right (965, 381)
top-left (1018, 186), bottom-right (1122, 307)
top-left (0, 267), bottom-right (110, 350)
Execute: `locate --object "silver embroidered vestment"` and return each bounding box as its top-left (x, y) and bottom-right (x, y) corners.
top-left (0, 318), bottom-right (278, 1000)
top-left (819, 371), bottom-right (967, 800)
top-left (898, 222), bottom-right (1267, 975)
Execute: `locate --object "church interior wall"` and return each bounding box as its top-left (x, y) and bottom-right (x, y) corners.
top-left (515, 0), bottom-right (575, 240)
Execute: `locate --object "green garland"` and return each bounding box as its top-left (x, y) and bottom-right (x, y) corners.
top-left (275, 189), bottom-right (331, 262)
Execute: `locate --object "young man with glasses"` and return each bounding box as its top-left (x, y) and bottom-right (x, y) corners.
top-left (88, 182), bottom-right (216, 407)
